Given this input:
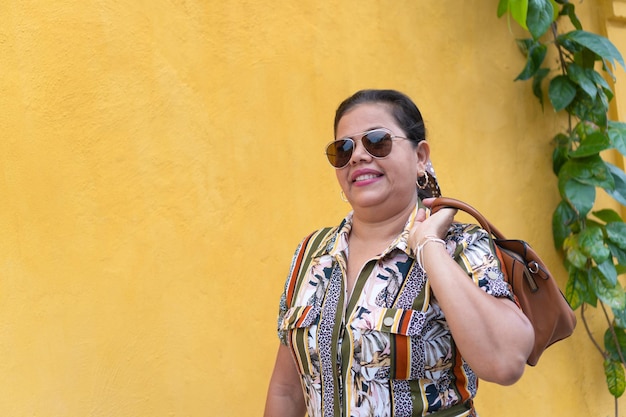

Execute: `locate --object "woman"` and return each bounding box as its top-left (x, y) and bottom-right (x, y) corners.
top-left (264, 89), bottom-right (534, 416)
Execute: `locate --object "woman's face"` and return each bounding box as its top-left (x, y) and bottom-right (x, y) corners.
top-left (334, 103), bottom-right (429, 213)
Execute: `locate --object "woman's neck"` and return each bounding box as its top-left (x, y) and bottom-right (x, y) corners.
top-left (350, 201), bottom-right (415, 244)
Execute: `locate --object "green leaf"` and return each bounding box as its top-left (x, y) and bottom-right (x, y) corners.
top-left (588, 69), bottom-right (612, 91)
top-left (586, 218), bottom-right (605, 229)
top-left (566, 263), bottom-right (596, 307)
top-left (573, 120), bottom-right (596, 138)
top-left (564, 279), bottom-right (578, 309)
top-left (559, 155), bottom-right (614, 190)
top-left (576, 47), bottom-right (600, 70)
top-left (608, 121), bottom-right (626, 157)
top-left (527, 0), bottom-right (555, 39)
top-left (510, 0), bottom-right (530, 29)
top-left (564, 234), bottom-right (588, 268)
top-left (606, 162), bottom-right (626, 206)
top-left (607, 222), bottom-right (626, 250)
top-left (613, 307), bottom-right (626, 329)
top-left (516, 38), bottom-right (533, 55)
top-left (532, 67), bottom-right (550, 108)
top-left (515, 42), bottom-right (548, 80)
top-left (603, 85), bottom-right (615, 102)
top-left (593, 267), bottom-right (624, 309)
top-left (604, 325), bottom-right (626, 362)
top-left (552, 133), bottom-right (570, 174)
top-left (604, 357), bottom-right (626, 397)
top-left (579, 226), bottom-right (611, 263)
top-left (597, 258), bottom-right (619, 286)
top-left (569, 131), bottom-right (611, 158)
top-left (568, 90), bottom-right (610, 124)
top-left (497, 0), bottom-right (509, 17)
top-left (560, 178), bottom-right (595, 217)
top-left (604, 56), bottom-right (619, 80)
top-left (565, 271), bottom-right (584, 309)
top-left (498, 0), bottom-right (528, 30)
top-left (553, 200), bottom-right (577, 249)
top-left (561, 30), bottom-right (626, 70)
top-left (568, 63), bottom-right (597, 99)
top-left (596, 89), bottom-right (611, 127)
top-left (593, 209), bottom-right (624, 224)
top-left (549, 75), bottom-right (577, 111)
top-left (609, 242), bottom-right (626, 266)
top-left (549, 0), bottom-right (559, 19)
top-left (561, 3), bottom-right (582, 30)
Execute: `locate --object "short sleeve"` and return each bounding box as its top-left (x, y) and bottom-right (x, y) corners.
top-left (276, 238), bottom-right (307, 346)
top-left (448, 223), bottom-right (515, 302)
top-left (277, 283), bottom-right (289, 346)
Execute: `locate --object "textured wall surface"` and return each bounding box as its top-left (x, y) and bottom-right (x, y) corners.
top-left (0, 1), bottom-right (624, 416)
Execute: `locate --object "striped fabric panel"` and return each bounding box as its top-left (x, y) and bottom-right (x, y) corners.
top-left (285, 227), bottom-right (335, 308)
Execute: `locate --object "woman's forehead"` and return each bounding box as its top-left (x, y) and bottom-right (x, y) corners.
top-left (336, 103), bottom-right (399, 136)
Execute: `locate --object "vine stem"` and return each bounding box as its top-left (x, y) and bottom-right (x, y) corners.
top-left (550, 22), bottom-right (568, 75)
top-left (589, 302), bottom-right (623, 417)
top-left (582, 303), bottom-right (620, 417)
top-left (601, 302), bottom-right (626, 366)
top-left (581, 303), bottom-right (608, 358)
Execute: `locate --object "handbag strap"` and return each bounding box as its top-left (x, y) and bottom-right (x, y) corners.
top-left (430, 197), bottom-right (507, 240)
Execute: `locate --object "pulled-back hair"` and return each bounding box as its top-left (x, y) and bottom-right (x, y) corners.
top-left (333, 89), bottom-right (426, 146)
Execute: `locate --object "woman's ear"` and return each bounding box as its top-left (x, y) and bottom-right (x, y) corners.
top-left (416, 141), bottom-right (430, 170)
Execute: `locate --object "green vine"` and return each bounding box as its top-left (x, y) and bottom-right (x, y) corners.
top-left (498, 0), bottom-right (626, 414)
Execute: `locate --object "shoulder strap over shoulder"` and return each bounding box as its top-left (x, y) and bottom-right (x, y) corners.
top-left (431, 197), bottom-right (506, 239)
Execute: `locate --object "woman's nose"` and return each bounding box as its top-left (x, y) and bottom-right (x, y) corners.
top-left (349, 138), bottom-right (371, 165)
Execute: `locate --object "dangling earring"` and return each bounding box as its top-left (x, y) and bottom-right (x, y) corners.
top-left (416, 171), bottom-right (429, 190)
top-left (340, 190), bottom-right (348, 202)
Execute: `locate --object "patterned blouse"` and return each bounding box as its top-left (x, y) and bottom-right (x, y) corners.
top-left (277, 205), bottom-right (514, 417)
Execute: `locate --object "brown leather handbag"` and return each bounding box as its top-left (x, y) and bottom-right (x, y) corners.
top-left (430, 197), bottom-right (577, 366)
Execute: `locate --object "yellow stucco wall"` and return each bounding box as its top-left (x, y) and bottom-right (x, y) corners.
top-left (1, 1), bottom-right (624, 416)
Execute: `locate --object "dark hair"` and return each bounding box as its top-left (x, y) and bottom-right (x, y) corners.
top-left (333, 89), bottom-right (426, 146)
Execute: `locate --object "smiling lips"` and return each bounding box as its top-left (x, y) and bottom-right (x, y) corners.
top-left (354, 174), bottom-right (379, 182)
top-left (351, 170), bottom-right (383, 184)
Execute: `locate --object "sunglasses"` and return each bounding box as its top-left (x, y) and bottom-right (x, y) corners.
top-left (325, 128), bottom-right (409, 168)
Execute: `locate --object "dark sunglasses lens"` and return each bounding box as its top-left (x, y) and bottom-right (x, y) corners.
top-left (326, 139), bottom-right (354, 167)
top-left (363, 131), bottom-right (392, 157)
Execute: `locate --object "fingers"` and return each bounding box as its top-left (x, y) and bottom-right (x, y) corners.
top-left (415, 207), bottom-right (428, 222)
top-left (410, 206), bottom-right (456, 248)
top-left (439, 207), bottom-right (458, 221)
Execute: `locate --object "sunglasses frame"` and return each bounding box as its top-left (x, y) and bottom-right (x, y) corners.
top-left (325, 128), bottom-right (409, 169)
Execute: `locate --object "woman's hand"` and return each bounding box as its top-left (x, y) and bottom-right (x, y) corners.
top-left (408, 198), bottom-right (457, 250)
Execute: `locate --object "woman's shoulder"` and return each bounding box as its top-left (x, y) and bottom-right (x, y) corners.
top-left (447, 221), bottom-right (489, 241)
top-left (296, 216), bottom-right (347, 252)
top-left (297, 226), bottom-right (339, 254)
top-left (288, 226), bottom-right (340, 263)
top-left (446, 222), bottom-right (493, 256)
top-left (299, 226), bottom-right (339, 243)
